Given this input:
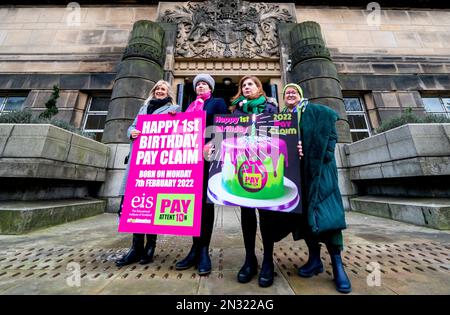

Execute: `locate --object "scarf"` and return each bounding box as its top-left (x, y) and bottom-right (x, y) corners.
top-left (147, 97), bottom-right (172, 114)
top-left (295, 99), bottom-right (308, 141)
top-left (282, 105), bottom-right (298, 113)
top-left (186, 92), bottom-right (211, 112)
top-left (232, 95), bottom-right (266, 114)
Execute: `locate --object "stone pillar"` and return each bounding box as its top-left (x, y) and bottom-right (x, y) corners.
top-left (288, 21), bottom-right (351, 144)
top-left (287, 22), bottom-right (355, 210)
top-left (100, 20), bottom-right (166, 212)
top-left (103, 20), bottom-right (165, 144)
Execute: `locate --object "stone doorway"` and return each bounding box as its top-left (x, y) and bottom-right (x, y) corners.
top-left (159, 0), bottom-right (296, 110)
top-left (175, 76), bottom-right (281, 112)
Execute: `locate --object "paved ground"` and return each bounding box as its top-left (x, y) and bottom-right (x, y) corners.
top-left (0, 207), bottom-right (449, 295)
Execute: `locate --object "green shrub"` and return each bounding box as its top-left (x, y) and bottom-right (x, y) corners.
top-left (376, 108), bottom-right (450, 133)
top-left (0, 110), bottom-right (95, 139)
top-left (0, 109), bottom-right (33, 123)
top-left (39, 85), bottom-right (60, 119)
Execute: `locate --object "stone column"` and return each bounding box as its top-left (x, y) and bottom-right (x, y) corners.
top-left (287, 22), bottom-right (355, 210)
top-left (100, 20), bottom-right (166, 212)
top-left (288, 21), bottom-right (351, 144)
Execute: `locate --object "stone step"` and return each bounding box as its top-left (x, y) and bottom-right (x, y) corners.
top-left (0, 199), bottom-right (105, 235)
top-left (350, 196), bottom-right (450, 230)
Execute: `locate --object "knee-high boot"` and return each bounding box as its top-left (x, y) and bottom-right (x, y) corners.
top-left (327, 244), bottom-right (352, 293)
top-left (175, 239), bottom-right (199, 270)
top-left (115, 234), bottom-right (144, 267)
top-left (237, 207), bottom-right (258, 283)
top-left (139, 234), bottom-right (157, 265)
top-left (258, 211), bottom-right (275, 287)
top-left (258, 240), bottom-right (274, 288)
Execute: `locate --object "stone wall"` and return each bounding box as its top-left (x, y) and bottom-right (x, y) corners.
top-left (296, 7), bottom-right (450, 57)
top-left (0, 6), bottom-right (158, 73)
top-left (0, 123), bottom-right (110, 200)
top-left (1, 6), bottom-right (449, 75)
top-left (295, 7), bottom-right (450, 129)
top-left (1, 5), bottom-right (449, 135)
top-left (344, 123), bottom-right (450, 229)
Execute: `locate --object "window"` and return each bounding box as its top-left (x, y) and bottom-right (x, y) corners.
top-left (422, 97), bottom-right (450, 117)
top-left (0, 96), bottom-right (27, 114)
top-left (343, 97), bottom-right (371, 142)
top-left (82, 96), bottom-right (110, 142)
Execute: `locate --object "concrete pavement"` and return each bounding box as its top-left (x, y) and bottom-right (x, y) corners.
top-left (0, 207), bottom-right (449, 295)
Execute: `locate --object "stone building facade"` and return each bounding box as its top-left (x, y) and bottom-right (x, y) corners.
top-left (1, 1), bottom-right (449, 212)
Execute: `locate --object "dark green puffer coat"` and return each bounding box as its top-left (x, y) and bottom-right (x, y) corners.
top-left (296, 102), bottom-right (346, 236)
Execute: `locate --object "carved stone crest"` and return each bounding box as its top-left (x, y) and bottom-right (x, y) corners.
top-left (159, 0), bottom-right (294, 59)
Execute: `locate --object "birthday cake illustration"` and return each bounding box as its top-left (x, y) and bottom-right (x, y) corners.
top-left (207, 118), bottom-right (300, 212)
top-left (220, 135), bottom-right (288, 199)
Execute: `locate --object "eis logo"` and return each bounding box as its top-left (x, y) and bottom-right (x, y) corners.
top-left (126, 193), bottom-right (154, 224)
top-left (130, 193), bottom-right (154, 209)
top-left (153, 194), bottom-right (195, 227)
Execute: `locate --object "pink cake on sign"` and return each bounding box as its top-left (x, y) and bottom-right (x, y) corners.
top-left (220, 135), bottom-right (288, 199)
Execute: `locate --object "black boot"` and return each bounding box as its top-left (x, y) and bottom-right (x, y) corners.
top-left (197, 246), bottom-right (212, 275)
top-left (298, 241), bottom-right (324, 278)
top-left (175, 244), bottom-right (199, 270)
top-left (258, 260), bottom-right (274, 288)
top-left (237, 254), bottom-right (258, 283)
top-left (139, 234), bottom-right (157, 265)
top-left (115, 234), bottom-right (144, 267)
top-left (328, 245), bottom-right (352, 294)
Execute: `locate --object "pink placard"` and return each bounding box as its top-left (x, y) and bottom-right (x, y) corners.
top-left (118, 111), bottom-right (206, 236)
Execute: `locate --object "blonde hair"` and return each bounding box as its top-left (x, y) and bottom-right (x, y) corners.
top-left (144, 80), bottom-right (176, 105)
top-left (231, 75), bottom-right (267, 102)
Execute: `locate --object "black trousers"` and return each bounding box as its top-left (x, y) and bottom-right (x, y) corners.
top-left (240, 207), bottom-right (277, 263)
top-left (192, 161), bottom-right (215, 248)
top-left (132, 233), bottom-right (157, 247)
top-left (119, 196), bottom-right (157, 248)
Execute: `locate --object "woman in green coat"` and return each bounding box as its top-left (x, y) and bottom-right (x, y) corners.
top-left (283, 83), bottom-right (352, 293)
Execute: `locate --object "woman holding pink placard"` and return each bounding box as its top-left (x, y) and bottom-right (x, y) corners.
top-left (115, 80), bottom-right (180, 267)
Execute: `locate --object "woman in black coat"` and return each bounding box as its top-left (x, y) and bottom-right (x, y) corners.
top-left (174, 73), bottom-right (227, 275)
top-left (230, 75), bottom-right (281, 288)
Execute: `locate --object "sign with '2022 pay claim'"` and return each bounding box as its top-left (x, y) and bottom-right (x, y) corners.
top-left (118, 111), bottom-right (206, 236)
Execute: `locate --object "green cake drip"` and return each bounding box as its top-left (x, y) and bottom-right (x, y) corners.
top-left (222, 153), bottom-right (285, 199)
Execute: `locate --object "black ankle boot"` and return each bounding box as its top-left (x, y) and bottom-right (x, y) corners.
top-left (298, 241), bottom-right (324, 278)
top-left (115, 234), bottom-right (144, 267)
top-left (197, 246), bottom-right (212, 275)
top-left (328, 245), bottom-right (352, 294)
top-left (237, 255), bottom-right (258, 283)
top-left (258, 260), bottom-right (274, 288)
top-left (139, 234), bottom-right (157, 265)
top-left (175, 245), bottom-right (199, 270)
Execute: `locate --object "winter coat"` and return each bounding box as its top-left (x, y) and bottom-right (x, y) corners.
top-left (202, 97), bottom-right (228, 128)
top-left (293, 102), bottom-right (346, 237)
